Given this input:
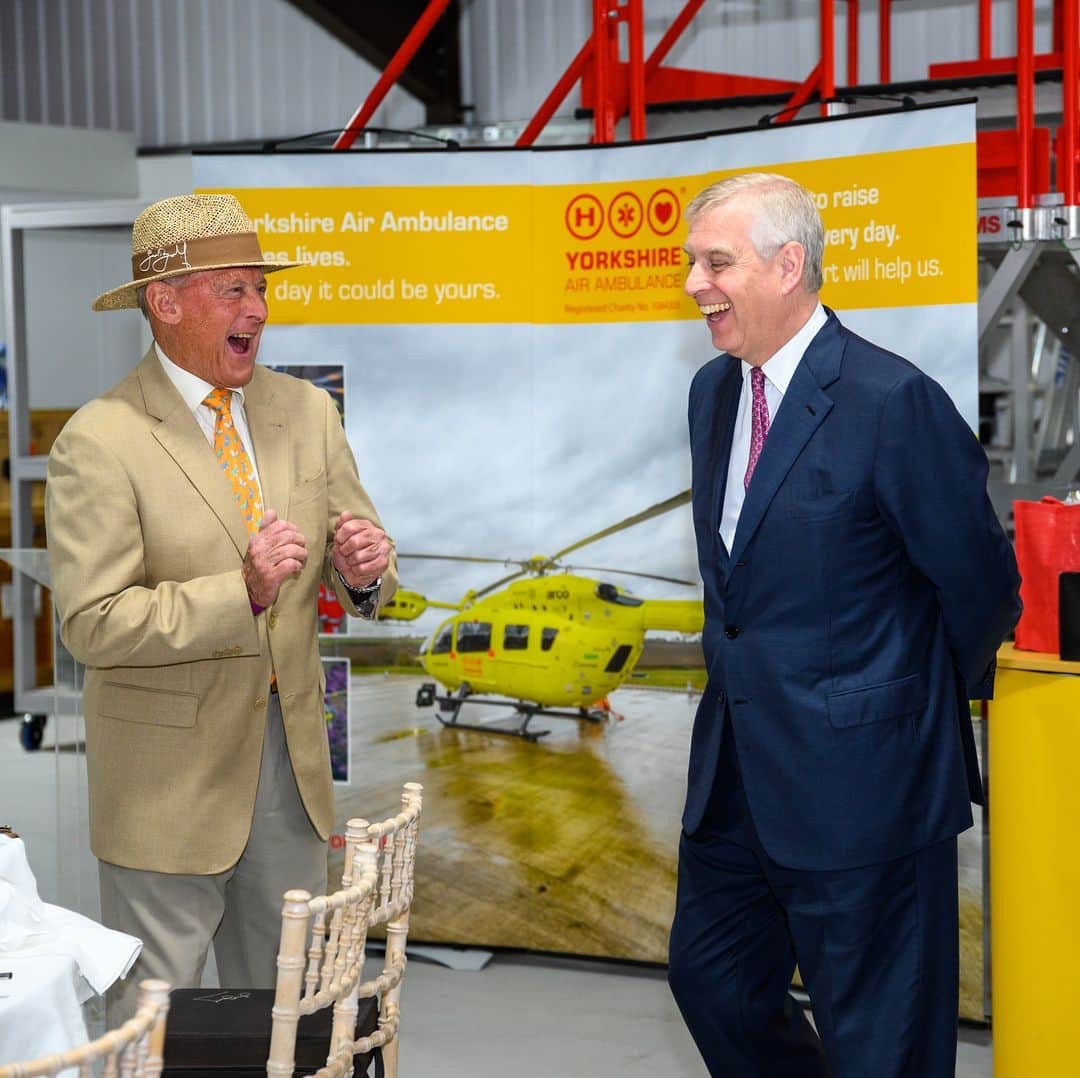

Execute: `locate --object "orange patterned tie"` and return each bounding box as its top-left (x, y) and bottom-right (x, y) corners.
top-left (202, 388), bottom-right (263, 535)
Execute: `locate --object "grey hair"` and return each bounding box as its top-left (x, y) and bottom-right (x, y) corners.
top-left (685, 172), bottom-right (824, 292)
top-left (136, 273), bottom-right (194, 321)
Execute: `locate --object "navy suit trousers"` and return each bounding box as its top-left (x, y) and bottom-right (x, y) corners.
top-left (668, 723), bottom-right (960, 1078)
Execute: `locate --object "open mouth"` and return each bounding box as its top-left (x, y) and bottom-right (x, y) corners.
top-left (227, 332), bottom-right (256, 355)
top-left (698, 302), bottom-right (731, 321)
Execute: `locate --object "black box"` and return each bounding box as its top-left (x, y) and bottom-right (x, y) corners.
top-left (162, 987), bottom-right (378, 1076)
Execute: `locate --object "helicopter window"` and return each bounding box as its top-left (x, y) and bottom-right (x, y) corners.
top-left (605, 644), bottom-right (634, 673)
top-left (541, 627), bottom-right (558, 652)
top-left (504, 624), bottom-right (529, 650)
top-left (595, 582), bottom-right (644, 607)
top-left (457, 621), bottom-right (492, 653)
top-left (431, 624), bottom-right (454, 654)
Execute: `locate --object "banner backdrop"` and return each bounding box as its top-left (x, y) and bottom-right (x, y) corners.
top-left (193, 103), bottom-right (984, 1017)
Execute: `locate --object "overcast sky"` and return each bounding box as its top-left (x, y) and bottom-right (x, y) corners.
top-left (260, 320), bottom-right (712, 635)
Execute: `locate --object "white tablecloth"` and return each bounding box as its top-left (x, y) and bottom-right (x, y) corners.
top-left (0, 836), bottom-right (141, 1068)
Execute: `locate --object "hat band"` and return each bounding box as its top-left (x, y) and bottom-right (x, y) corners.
top-left (131, 232), bottom-right (265, 282)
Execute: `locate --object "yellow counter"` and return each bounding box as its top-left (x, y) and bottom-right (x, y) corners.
top-left (990, 643), bottom-right (1080, 1075)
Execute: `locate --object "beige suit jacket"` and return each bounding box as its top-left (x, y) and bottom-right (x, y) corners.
top-left (45, 349), bottom-right (397, 874)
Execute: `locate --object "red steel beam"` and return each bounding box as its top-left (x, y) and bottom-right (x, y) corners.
top-left (979, 0), bottom-right (993, 60)
top-left (879, 0), bottom-right (891, 82)
top-left (846, 0), bottom-right (859, 86)
top-left (627, 0), bottom-right (646, 140)
top-left (644, 0), bottom-right (710, 80)
top-left (929, 52), bottom-right (1061, 78)
top-left (593, 0), bottom-right (615, 143)
top-left (778, 61), bottom-right (823, 123)
top-left (333, 0), bottom-right (454, 150)
top-left (516, 36), bottom-right (595, 147)
top-left (1064, 0), bottom-right (1079, 203)
top-left (820, 0), bottom-right (836, 115)
top-left (1017, 0), bottom-right (1035, 207)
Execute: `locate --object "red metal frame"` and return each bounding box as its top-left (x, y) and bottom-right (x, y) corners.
top-left (333, 0), bottom-right (1080, 210)
top-left (879, 0), bottom-right (892, 83)
top-left (332, 0), bottom-right (454, 150)
top-left (520, 0), bottom-right (798, 147)
top-left (1064, 0), bottom-right (1079, 204)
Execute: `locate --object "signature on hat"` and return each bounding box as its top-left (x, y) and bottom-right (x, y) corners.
top-left (139, 241), bottom-right (192, 275)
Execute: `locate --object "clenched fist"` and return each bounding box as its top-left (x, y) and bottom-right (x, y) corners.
top-left (332, 511), bottom-right (389, 590)
top-left (243, 509), bottom-right (308, 609)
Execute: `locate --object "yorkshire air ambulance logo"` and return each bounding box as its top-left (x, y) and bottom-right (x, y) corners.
top-left (564, 188), bottom-right (681, 240)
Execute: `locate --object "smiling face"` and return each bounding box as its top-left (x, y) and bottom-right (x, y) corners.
top-left (683, 195), bottom-right (810, 367)
top-left (146, 267), bottom-right (268, 387)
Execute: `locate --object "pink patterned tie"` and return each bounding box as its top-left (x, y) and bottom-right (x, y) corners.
top-left (744, 366), bottom-right (770, 489)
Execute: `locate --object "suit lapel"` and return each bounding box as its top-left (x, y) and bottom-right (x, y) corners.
top-left (139, 350), bottom-right (249, 559)
top-left (728, 313), bottom-right (844, 566)
top-left (243, 368), bottom-right (289, 521)
top-left (708, 360), bottom-right (742, 571)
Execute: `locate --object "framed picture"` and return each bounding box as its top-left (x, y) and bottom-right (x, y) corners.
top-left (322, 657), bottom-right (351, 784)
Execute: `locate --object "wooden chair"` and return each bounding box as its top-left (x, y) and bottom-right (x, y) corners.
top-left (0, 979), bottom-right (170, 1078)
top-left (267, 782), bottom-right (423, 1078)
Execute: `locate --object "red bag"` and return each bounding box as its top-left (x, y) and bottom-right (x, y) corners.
top-left (1013, 497), bottom-right (1080, 652)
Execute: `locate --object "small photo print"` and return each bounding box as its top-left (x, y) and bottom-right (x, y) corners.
top-left (322, 657), bottom-right (350, 784)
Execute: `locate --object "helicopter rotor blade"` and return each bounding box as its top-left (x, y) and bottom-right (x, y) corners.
top-left (398, 553), bottom-right (514, 566)
top-left (550, 489), bottom-right (692, 562)
top-left (562, 564), bottom-right (698, 587)
top-left (473, 568), bottom-right (528, 598)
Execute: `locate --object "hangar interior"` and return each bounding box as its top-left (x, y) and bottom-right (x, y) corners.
top-left (0, 2), bottom-right (1067, 1075)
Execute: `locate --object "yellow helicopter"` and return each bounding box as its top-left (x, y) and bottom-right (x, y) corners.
top-left (380, 491), bottom-right (703, 740)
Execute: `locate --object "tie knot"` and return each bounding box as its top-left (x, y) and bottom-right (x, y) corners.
top-left (202, 387), bottom-right (232, 413)
top-left (750, 366), bottom-right (766, 393)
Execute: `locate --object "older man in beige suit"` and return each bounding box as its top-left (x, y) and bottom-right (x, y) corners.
top-left (45, 193), bottom-right (397, 1022)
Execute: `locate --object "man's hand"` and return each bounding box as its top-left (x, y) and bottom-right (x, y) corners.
top-left (332, 511), bottom-right (389, 590)
top-left (242, 509), bottom-right (308, 608)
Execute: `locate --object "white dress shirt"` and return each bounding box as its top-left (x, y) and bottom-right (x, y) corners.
top-left (155, 342), bottom-right (263, 495)
top-left (719, 303), bottom-right (828, 552)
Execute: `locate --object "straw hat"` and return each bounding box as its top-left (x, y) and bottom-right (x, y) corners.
top-left (92, 193), bottom-right (301, 311)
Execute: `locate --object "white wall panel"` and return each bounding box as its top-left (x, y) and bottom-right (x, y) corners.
top-left (0, 0), bottom-right (424, 146)
top-left (462, 0), bottom-right (1057, 124)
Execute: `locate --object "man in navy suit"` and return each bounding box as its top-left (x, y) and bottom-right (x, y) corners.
top-left (667, 172), bottom-right (1021, 1076)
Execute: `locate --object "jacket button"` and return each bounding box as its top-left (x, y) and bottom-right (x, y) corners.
top-left (724, 625), bottom-right (739, 639)
top-left (254, 696), bottom-right (267, 710)
top-left (268, 611), bottom-right (278, 629)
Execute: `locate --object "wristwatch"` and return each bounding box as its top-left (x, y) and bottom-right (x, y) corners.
top-left (336, 570), bottom-right (381, 619)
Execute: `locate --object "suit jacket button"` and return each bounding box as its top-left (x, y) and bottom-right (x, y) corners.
top-left (269, 611), bottom-right (278, 630)
top-left (254, 696), bottom-right (267, 710)
top-left (724, 625), bottom-right (739, 639)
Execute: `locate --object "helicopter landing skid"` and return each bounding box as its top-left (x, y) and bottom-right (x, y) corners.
top-left (417, 683), bottom-right (607, 742)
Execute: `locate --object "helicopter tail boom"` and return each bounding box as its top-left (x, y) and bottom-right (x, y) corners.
top-left (640, 599), bottom-right (704, 634)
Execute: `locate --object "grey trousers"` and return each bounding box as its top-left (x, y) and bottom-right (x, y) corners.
top-left (99, 692), bottom-right (327, 1025)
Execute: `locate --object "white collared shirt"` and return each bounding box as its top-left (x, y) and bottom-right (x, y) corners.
top-left (719, 303), bottom-right (827, 552)
top-left (154, 342), bottom-right (263, 494)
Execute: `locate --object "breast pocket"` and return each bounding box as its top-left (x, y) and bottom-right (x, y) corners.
top-left (290, 467), bottom-right (327, 509)
top-left (785, 489), bottom-right (854, 521)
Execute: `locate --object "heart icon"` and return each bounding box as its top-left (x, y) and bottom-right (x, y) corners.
top-left (654, 200), bottom-right (673, 225)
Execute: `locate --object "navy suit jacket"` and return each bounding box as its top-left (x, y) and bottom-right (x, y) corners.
top-left (685, 309), bottom-right (1021, 871)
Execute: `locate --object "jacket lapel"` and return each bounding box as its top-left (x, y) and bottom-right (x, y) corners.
top-left (708, 360), bottom-right (742, 571)
top-left (728, 312), bottom-right (845, 566)
top-left (139, 350), bottom-right (250, 559)
top-left (243, 367), bottom-right (289, 522)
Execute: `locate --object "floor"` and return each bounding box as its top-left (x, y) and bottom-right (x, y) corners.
top-left (1, 704), bottom-right (993, 1076)
top-left (390, 951), bottom-right (994, 1077)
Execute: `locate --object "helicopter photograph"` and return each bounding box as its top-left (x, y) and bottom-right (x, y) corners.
top-left (381, 490), bottom-right (704, 739)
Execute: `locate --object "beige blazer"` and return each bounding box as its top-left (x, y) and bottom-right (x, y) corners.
top-left (45, 349), bottom-right (397, 874)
